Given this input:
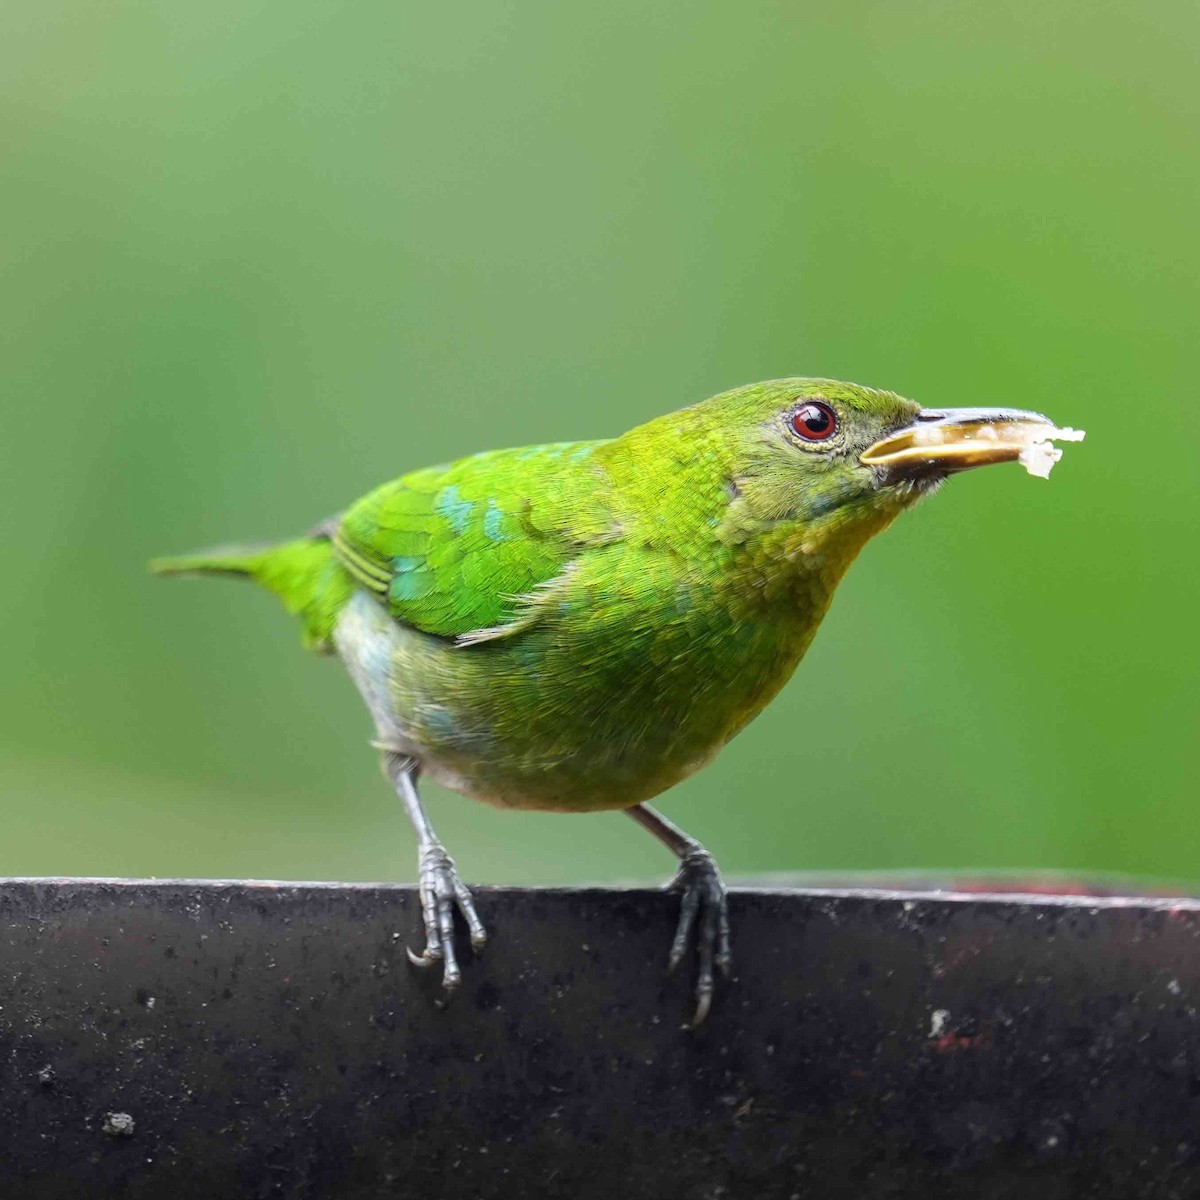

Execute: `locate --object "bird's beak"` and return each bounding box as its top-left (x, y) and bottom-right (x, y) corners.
top-left (860, 407), bottom-right (1081, 479)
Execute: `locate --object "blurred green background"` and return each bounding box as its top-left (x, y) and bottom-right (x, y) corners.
top-left (1, 0), bottom-right (1195, 887)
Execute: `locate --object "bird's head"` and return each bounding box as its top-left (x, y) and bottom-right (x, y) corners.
top-left (692, 377), bottom-right (1078, 567)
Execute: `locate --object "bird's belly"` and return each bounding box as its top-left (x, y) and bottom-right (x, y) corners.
top-left (334, 590), bottom-right (812, 813)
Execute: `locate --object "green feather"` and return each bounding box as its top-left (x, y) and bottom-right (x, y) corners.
top-left (150, 539), bottom-right (352, 650)
top-left (332, 440), bottom-right (617, 641)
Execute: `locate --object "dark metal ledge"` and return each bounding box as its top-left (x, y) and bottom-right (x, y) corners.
top-left (2, 879), bottom-right (1200, 1198)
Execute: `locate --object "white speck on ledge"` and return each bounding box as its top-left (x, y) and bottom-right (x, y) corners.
top-left (101, 1112), bottom-right (135, 1138)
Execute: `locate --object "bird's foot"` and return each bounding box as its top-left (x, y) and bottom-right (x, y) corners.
top-left (666, 845), bottom-right (732, 1029)
top-left (406, 840), bottom-right (487, 992)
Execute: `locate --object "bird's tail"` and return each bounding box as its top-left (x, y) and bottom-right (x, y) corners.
top-left (150, 536), bottom-right (353, 650)
top-left (149, 542), bottom-right (278, 581)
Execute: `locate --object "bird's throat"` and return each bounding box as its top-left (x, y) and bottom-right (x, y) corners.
top-left (727, 498), bottom-right (908, 620)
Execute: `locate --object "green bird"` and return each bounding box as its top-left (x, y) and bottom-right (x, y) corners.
top-left (153, 378), bottom-right (1080, 1025)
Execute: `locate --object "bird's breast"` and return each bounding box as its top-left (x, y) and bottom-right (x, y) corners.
top-left (335, 551), bottom-right (826, 812)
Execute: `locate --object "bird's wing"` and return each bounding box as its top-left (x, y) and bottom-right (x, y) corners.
top-left (333, 441), bottom-right (617, 644)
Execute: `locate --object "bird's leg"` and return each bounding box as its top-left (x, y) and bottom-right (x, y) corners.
top-left (626, 803), bottom-right (731, 1028)
top-left (381, 751), bottom-right (487, 991)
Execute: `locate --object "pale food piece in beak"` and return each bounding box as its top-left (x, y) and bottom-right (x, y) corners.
top-left (1015, 426), bottom-right (1086, 478)
top-left (861, 413), bottom-right (1086, 480)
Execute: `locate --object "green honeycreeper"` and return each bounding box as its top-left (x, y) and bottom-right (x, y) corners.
top-left (153, 378), bottom-right (1079, 1025)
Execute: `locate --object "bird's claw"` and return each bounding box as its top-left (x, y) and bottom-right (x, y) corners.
top-left (407, 841), bottom-right (487, 993)
top-left (666, 846), bottom-right (731, 1029)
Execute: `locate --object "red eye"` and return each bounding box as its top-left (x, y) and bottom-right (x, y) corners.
top-left (790, 401), bottom-right (838, 441)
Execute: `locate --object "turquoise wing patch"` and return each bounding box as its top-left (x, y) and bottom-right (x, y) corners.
top-left (333, 441), bottom-right (614, 642)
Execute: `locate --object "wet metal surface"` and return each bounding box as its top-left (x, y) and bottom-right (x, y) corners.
top-left (2, 879), bottom-right (1200, 1198)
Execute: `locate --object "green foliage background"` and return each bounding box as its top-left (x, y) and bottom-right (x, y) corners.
top-left (1, 1), bottom-right (1196, 886)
